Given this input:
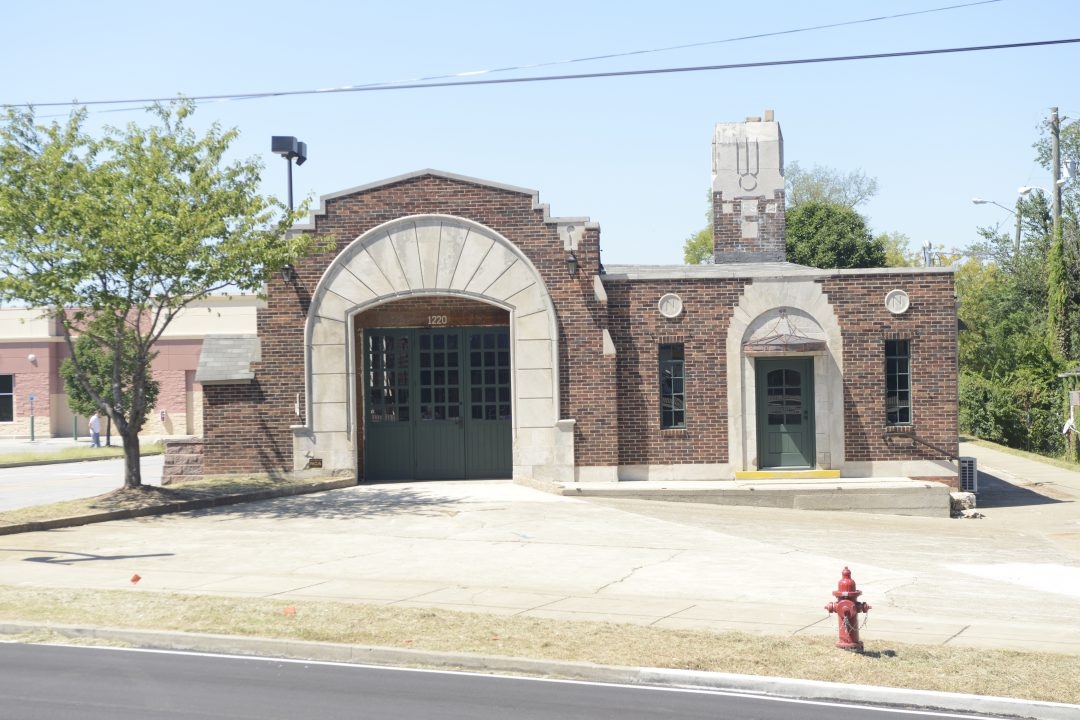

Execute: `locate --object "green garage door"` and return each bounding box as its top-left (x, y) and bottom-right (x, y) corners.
top-left (364, 327), bottom-right (511, 481)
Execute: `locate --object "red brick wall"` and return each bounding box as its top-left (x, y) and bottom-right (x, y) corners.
top-left (202, 174), bottom-right (616, 475)
top-left (820, 273), bottom-right (958, 463)
top-left (605, 278), bottom-right (749, 465)
top-left (712, 190), bottom-right (786, 261)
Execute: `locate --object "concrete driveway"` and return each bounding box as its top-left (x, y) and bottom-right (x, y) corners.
top-left (0, 455), bottom-right (164, 512)
top-left (1, 444), bottom-right (1078, 655)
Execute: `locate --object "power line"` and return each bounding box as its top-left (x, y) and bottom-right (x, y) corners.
top-left (359, 0), bottom-right (1004, 86)
top-left (11, 37), bottom-right (1077, 110)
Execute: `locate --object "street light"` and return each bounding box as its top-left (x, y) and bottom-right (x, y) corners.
top-left (971, 197), bottom-right (1021, 256)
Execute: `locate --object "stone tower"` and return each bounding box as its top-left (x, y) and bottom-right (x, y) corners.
top-left (711, 110), bottom-right (786, 263)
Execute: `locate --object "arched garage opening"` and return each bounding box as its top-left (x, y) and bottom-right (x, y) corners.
top-left (292, 214), bottom-right (570, 483)
top-left (356, 297), bottom-right (511, 480)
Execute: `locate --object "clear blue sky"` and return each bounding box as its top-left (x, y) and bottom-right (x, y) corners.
top-left (4, 0), bottom-right (1078, 264)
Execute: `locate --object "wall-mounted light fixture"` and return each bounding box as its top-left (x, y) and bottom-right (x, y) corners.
top-left (26, 353), bottom-right (37, 364)
top-left (281, 263), bottom-right (299, 285)
top-left (566, 251), bottom-right (578, 276)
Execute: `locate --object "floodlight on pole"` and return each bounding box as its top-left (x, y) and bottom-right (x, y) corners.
top-left (271, 136), bottom-right (308, 285)
top-left (271, 136), bottom-right (307, 212)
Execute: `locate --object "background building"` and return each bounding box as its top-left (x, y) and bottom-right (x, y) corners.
top-left (0, 296), bottom-right (260, 441)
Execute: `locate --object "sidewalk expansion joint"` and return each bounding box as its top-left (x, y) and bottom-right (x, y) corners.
top-left (266, 580), bottom-right (330, 597)
top-left (647, 603), bottom-right (698, 627)
top-left (941, 624), bottom-right (971, 645)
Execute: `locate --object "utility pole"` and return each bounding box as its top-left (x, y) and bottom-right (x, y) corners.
top-left (1013, 199), bottom-right (1022, 257)
top-left (1051, 107), bottom-right (1062, 237)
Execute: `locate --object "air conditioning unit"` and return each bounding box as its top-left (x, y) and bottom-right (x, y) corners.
top-left (959, 456), bottom-right (977, 493)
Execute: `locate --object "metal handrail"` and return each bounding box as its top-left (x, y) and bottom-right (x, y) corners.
top-left (882, 429), bottom-right (959, 463)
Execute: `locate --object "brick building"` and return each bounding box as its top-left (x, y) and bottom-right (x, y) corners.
top-left (198, 113), bottom-right (959, 487)
top-left (0, 296), bottom-right (258, 441)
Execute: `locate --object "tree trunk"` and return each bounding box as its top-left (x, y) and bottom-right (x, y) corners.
top-left (122, 430), bottom-right (143, 489)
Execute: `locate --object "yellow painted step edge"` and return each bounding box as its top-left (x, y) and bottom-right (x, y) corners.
top-left (735, 470), bottom-right (842, 479)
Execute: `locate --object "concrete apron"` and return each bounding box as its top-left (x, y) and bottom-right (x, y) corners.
top-left (550, 477), bottom-right (953, 517)
top-left (3, 478), bottom-right (1076, 656)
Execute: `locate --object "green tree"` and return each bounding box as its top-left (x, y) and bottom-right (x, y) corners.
top-left (59, 320), bottom-right (160, 447)
top-left (0, 101), bottom-right (321, 489)
top-left (878, 231), bottom-right (918, 267)
top-left (785, 160), bottom-right (878, 208)
top-left (785, 201), bottom-right (886, 269)
top-left (1035, 119), bottom-right (1080, 361)
top-left (683, 226), bottom-right (713, 264)
top-left (1046, 221), bottom-right (1080, 360)
top-left (956, 229), bottom-right (1066, 456)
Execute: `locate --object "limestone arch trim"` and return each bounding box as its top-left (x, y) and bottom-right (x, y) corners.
top-left (293, 214), bottom-right (562, 479)
top-left (726, 279), bottom-right (844, 471)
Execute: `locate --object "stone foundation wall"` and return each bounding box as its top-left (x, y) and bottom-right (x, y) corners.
top-left (162, 437), bottom-right (204, 485)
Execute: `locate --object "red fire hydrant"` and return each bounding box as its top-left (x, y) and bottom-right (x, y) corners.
top-left (824, 567), bottom-right (871, 652)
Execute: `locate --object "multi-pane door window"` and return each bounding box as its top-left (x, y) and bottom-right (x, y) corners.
top-left (367, 334), bottom-right (410, 422)
top-left (0, 375), bottom-right (12, 422)
top-left (419, 332), bottom-right (461, 421)
top-left (469, 331), bottom-right (511, 421)
top-left (659, 343), bottom-right (685, 429)
top-left (885, 339), bottom-right (911, 425)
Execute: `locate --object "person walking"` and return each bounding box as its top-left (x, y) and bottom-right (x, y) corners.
top-left (89, 411), bottom-right (101, 448)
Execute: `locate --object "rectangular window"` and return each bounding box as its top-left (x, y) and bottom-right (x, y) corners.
top-left (659, 343), bottom-right (685, 429)
top-left (885, 340), bottom-right (911, 425)
top-left (0, 375), bottom-right (13, 423)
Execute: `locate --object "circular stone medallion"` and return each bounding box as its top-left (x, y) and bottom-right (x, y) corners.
top-left (884, 289), bottom-right (910, 315)
top-left (658, 293), bottom-right (684, 318)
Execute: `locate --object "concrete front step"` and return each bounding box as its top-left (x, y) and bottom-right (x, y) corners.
top-left (556, 477), bottom-right (953, 517)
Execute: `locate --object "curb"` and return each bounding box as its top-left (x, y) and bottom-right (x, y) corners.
top-left (0, 451), bottom-right (163, 470)
top-left (0, 622), bottom-right (1075, 719)
top-left (0, 478), bottom-right (356, 536)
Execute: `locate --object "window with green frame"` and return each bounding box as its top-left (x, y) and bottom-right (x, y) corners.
top-left (885, 339), bottom-right (911, 425)
top-left (659, 343), bottom-right (685, 429)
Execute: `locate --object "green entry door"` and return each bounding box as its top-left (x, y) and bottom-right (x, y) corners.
top-left (755, 357), bottom-right (815, 469)
top-left (363, 327), bottom-right (511, 480)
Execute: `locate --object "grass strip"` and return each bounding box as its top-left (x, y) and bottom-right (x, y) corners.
top-left (0, 442), bottom-right (164, 467)
top-left (0, 586), bottom-right (1076, 705)
top-left (961, 436), bottom-right (1080, 472)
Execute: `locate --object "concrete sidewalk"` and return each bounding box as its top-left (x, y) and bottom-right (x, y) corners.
top-left (1, 440), bottom-right (1078, 656)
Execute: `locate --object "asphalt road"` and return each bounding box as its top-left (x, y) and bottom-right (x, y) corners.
top-left (0, 643), bottom-right (998, 720)
top-left (0, 455), bottom-right (163, 512)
